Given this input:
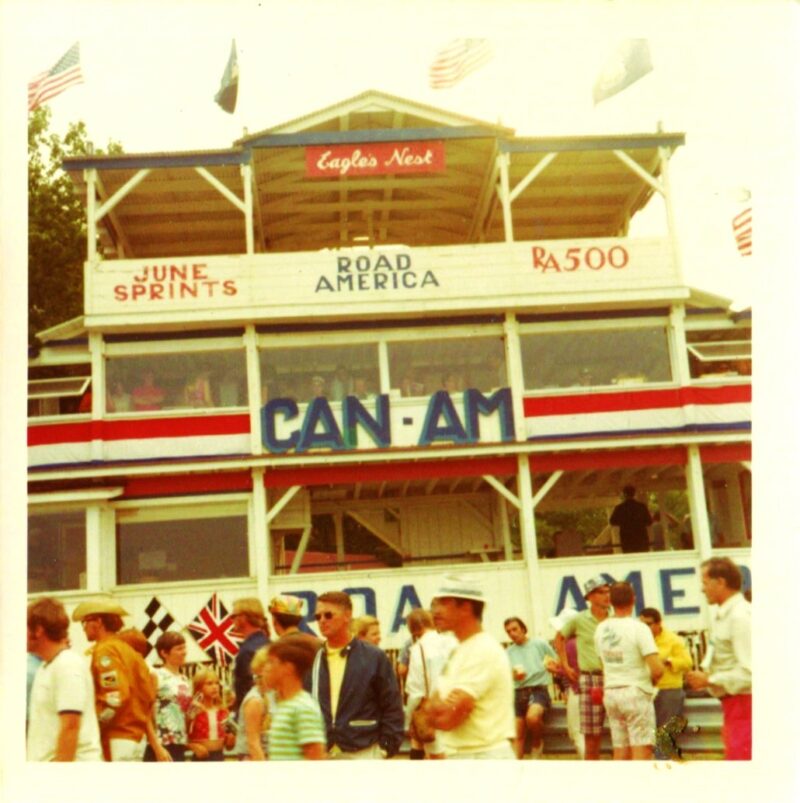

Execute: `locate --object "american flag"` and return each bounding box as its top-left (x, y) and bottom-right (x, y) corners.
top-left (28, 42), bottom-right (84, 112)
top-left (187, 593), bottom-right (241, 665)
top-left (137, 596), bottom-right (178, 661)
top-left (732, 207), bottom-right (752, 256)
top-left (429, 38), bottom-right (493, 89)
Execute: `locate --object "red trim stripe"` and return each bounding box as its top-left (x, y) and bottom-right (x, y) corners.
top-left (530, 446), bottom-right (688, 472)
top-left (28, 413), bottom-right (250, 446)
top-left (523, 384), bottom-right (750, 417)
top-left (123, 472), bottom-right (252, 498)
top-left (264, 456), bottom-right (517, 488)
top-left (699, 443), bottom-right (751, 464)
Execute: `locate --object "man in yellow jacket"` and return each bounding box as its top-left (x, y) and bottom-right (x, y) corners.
top-left (639, 607), bottom-right (693, 759)
top-left (72, 596), bottom-right (155, 761)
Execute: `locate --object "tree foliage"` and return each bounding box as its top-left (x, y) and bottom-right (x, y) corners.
top-left (28, 106), bottom-right (122, 345)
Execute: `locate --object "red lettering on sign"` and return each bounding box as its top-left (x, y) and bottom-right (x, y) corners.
top-left (306, 141), bottom-right (446, 178)
top-left (532, 245), bottom-right (630, 273)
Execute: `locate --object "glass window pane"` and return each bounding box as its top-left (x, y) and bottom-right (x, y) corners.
top-left (28, 366), bottom-right (92, 417)
top-left (388, 336), bottom-right (506, 397)
top-left (28, 511), bottom-right (87, 592)
top-left (687, 328), bottom-right (752, 378)
top-left (260, 343), bottom-right (379, 404)
top-left (116, 512), bottom-right (248, 584)
top-left (106, 350), bottom-right (247, 412)
top-left (520, 327), bottom-right (671, 390)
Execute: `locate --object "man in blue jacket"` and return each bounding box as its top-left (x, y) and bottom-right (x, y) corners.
top-left (308, 591), bottom-right (403, 759)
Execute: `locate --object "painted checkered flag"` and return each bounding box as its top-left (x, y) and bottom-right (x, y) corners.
top-left (138, 596), bottom-right (178, 660)
top-left (187, 593), bottom-right (241, 666)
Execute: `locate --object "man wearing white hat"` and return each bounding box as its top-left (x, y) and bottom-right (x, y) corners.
top-left (428, 574), bottom-right (515, 759)
top-left (554, 574), bottom-right (611, 760)
top-left (72, 595), bottom-right (154, 761)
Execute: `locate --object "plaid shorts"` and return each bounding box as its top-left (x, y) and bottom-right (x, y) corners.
top-left (578, 672), bottom-right (605, 736)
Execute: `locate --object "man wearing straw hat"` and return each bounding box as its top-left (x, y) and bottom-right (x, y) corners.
top-left (428, 574), bottom-right (515, 759)
top-left (72, 595), bottom-right (154, 761)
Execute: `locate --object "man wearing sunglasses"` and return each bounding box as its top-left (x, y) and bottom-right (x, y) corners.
top-left (308, 591), bottom-right (403, 759)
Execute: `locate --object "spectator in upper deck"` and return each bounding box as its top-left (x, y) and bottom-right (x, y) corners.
top-left (331, 366), bottom-right (353, 401)
top-left (108, 380), bottom-right (132, 413)
top-left (441, 371), bottom-right (463, 394)
top-left (351, 375), bottom-right (374, 400)
top-left (183, 369), bottom-right (214, 408)
top-left (310, 375), bottom-right (327, 400)
top-left (131, 370), bottom-right (166, 411)
top-left (610, 485), bottom-right (653, 554)
top-left (399, 369), bottom-right (425, 397)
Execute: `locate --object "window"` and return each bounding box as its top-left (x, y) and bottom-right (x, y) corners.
top-left (28, 372), bottom-right (91, 417)
top-left (28, 510), bottom-right (87, 591)
top-left (116, 504), bottom-right (248, 584)
top-left (260, 342), bottom-right (380, 404)
top-left (687, 327), bottom-right (751, 379)
top-left (388, 336), bottom-right (506, 397)
top-left (105, 349), bottom-right (247, 412)
top-left (520, 326), bottom-right (671, 390)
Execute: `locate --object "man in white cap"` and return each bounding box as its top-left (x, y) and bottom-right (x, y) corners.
top-left (554, 574), bottom-right (611, 760)
top-left (72, 595), bottom-right (154, 761)
top-left (428, 574), bottom-right (515, 759)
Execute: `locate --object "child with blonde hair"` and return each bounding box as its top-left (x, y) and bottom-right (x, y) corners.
top-left (186, 668), bottom-right (235, 761)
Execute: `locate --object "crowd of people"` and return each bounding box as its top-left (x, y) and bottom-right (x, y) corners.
top-left (26, 557), bottom-right (750, 762)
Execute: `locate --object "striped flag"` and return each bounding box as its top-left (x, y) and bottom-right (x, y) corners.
top-left (592, 39), bottom-right (653, 104)
top-left (187, 593), bottom-right (241, 665)
top-left (429, 38), bottom-right (493, 89)
top-left (28, 42), bottom-right (84, 112)
top-left (732, 206), bottom-right (752, 256)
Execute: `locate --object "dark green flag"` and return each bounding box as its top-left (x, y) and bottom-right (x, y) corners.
top-left (214, 39), bottom-right (239, 114)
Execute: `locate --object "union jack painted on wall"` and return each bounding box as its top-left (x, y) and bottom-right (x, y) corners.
top-left (187, 593), bottom-right (241, 665)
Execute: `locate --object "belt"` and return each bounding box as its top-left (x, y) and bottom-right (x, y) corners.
top-left (580, 670), bottom-right (603, 676)
top-left (519, 685), bottom-right (549, 691)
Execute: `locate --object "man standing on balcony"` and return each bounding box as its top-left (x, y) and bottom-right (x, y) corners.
top-left (308, 591), bottom-right (403, 759)
top-left (554, 575), bottom-right (611, 760)
top-left (610, 485), bottom-right (653, 553)
top-left (686, 557), bottom-right (751, 760)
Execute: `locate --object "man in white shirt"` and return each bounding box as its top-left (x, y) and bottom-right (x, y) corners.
top-left (428, 574), bottom-right (515, 759)
top-left (594, 582), bottom-right (663, 760)
top-left (27, 597), bottom-right (103, 761)
top-left (686, 557), bottom-right (751, 760)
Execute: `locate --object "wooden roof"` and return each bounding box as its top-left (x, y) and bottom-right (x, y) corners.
top-left (63, 90), bottom-right (683, 259)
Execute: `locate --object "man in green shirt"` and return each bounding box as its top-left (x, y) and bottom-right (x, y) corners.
top-left (554, 574), bottom-right (611, 760)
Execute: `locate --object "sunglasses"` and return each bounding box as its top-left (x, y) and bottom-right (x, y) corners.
top-left (314, 611), bottom-right (336, 621)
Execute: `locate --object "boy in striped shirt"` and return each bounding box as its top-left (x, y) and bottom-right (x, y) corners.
top-left (263, 636), bottom-right (326, 760)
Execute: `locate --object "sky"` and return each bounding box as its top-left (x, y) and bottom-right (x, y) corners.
top-left (1, 2), bottom-right (798, 801)
top-left (3, 0), bottom-right (798, 308)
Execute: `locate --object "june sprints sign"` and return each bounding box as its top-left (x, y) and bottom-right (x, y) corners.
top-left (305, 140), bottom-right (446, 177)
top-left (84, 238), bottom-right (681, 325)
